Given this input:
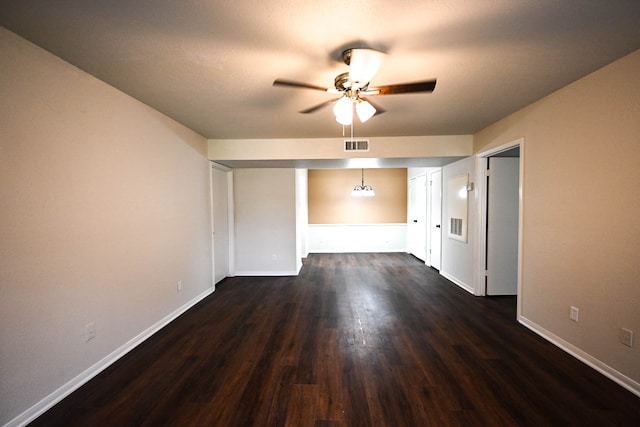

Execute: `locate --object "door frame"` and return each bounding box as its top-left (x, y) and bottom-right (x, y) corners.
top-left (210, 162), bottom-right (235, 284)
top-left (408, 173), bottom-right (428, 262)
top-left (426, 168), bottom-right (442, 270)
top-left (474, 138), bottom-right (525, 318)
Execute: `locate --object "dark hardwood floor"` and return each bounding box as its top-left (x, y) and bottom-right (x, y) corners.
top-left (30, 253), bottom-right (639, 426)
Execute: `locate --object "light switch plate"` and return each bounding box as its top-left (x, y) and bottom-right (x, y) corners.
top-left (621, 328), bottom-right (634, 347)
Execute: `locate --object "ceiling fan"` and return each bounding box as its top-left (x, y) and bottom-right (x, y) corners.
top-left (273, 48), bottom-right (437, 125)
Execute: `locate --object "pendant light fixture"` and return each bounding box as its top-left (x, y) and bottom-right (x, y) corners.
top-left (351, 168), bottom-right (375, 197)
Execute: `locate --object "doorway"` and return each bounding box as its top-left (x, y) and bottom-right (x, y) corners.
top-left (485, 154), bottom-right (519, 295)
top-left (475, 139), bottom-right (524, 317)
top-left (210, 164), bottom-right (232, 284)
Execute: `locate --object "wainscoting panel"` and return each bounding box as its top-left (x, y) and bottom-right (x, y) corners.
top-left (308, 224), bottom-right (408, 253)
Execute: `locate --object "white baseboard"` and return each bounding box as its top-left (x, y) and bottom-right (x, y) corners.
top-left (233, 270), bottom-right (300, 276)
top-left (519, 315), bottom-right (640, 398)
top-left (440, 270), bottom-right (475, 294)
top-left (309, 249), bottom-right (408, 253)
top-left (7, 287), bottom-right (215, 427)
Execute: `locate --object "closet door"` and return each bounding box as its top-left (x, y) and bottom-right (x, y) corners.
top-left (429, 169), bottom-right (442, 270)
top-left (408, 174), bottom-right (427, 261)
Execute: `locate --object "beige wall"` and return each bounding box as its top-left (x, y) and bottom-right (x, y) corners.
top-left (0, 28), bottom-right (212, 424)
top-left (474, 49), bottom-right (640, 384)
top-left (308, 168), bottom-right (407, 224)
top-left (233, 169), bottom-right (298, 274)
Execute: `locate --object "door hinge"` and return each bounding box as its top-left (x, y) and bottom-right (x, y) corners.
top-left (486, 169), bottom-right (491, 177)
top-left (484, 269), bottom-right (489, 276)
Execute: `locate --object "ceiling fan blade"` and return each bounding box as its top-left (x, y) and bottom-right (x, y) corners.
top-left (299, 98), bottom-right (340, 114)
top-left (273, 79), bottom-right (330, 92)
top-left (369, 79), bottom-right (437, 95)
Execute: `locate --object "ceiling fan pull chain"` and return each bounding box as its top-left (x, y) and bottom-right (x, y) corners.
top-left (350, 108), bottom-right (354, 140)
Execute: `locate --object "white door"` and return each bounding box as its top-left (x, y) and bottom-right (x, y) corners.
top-left (408, 175), bottom-right (427, 261)
top-left (486, 157), bottom-right (519, 295)
top-left (211, 167), bottom-right (230, 284)
top-left (429, 169), bottom-right (442, 270)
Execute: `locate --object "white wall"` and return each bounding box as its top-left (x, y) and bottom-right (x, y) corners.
top-left (474, 49), bottom-right (640, 393)
top-left (209, 135), bottom-right (473, 162)
top-left (233, 169), bottom-right (299, 275)
top-left (0, 28), bottom-right (213, 426)
top-left (296, 169), bottom-right (309, 264)
top-left (441, 157), bottom-right (476, 293)
top-left (407, 167), bottom-right (428, 179)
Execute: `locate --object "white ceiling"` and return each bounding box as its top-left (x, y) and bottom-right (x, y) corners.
top-left (1, 1), bottom-right (639, 141)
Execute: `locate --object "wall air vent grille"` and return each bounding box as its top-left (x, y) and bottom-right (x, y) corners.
top-left (344, 139), bottom-right (369, 152)
top-left (450, 218), bottom-right (463, 237)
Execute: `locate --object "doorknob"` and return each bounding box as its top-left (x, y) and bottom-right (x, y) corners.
top-left (435, 224), bottom-right (441, 228)
top-left (413, 219), bottom-right (418, 223)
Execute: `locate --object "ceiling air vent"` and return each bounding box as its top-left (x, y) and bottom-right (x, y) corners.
top-left (344, 139), bottom-right (369, 152)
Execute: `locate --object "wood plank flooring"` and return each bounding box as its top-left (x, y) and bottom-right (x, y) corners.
top-left (30, 253), bottom-right (640, 426)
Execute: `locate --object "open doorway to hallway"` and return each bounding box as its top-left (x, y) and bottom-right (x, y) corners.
top-left (476, 139), bottom-right (523, 317)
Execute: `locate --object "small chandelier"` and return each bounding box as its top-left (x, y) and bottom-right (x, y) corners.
top-left (352, 168), bottom-right (375, 197)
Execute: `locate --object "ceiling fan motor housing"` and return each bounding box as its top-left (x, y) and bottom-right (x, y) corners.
top-left (341, 49), bottom-right (354, 65)
top-left (334, 72), bottom-right (351, 91)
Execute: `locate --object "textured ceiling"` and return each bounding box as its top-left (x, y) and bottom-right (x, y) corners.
top-left (1, 0), bottom-right (640, 140)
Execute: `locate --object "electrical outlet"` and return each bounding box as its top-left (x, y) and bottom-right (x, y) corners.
top-left (620, 328), bottom-right (634, 347)
top-left (569, 306), bottom-right (579, 322)
top-left (177, 281), bottom-right (182, 292)
top-left (85, 322), bottom-right (96, 341)
top-left (271, 254), bottom-right (277, 261)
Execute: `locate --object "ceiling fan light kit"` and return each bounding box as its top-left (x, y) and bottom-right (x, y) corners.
top-left (273, 47), bottom-right (437, 128)
top-left (345, 48), bottom-right (386, 87)
top-left (356, 99), bottom-right (376, 122)
top-left (333, 96), bottom-right (354, 125)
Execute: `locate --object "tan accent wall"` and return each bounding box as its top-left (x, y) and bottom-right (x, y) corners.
top-left (308, 169), bottom-right (407, 224)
